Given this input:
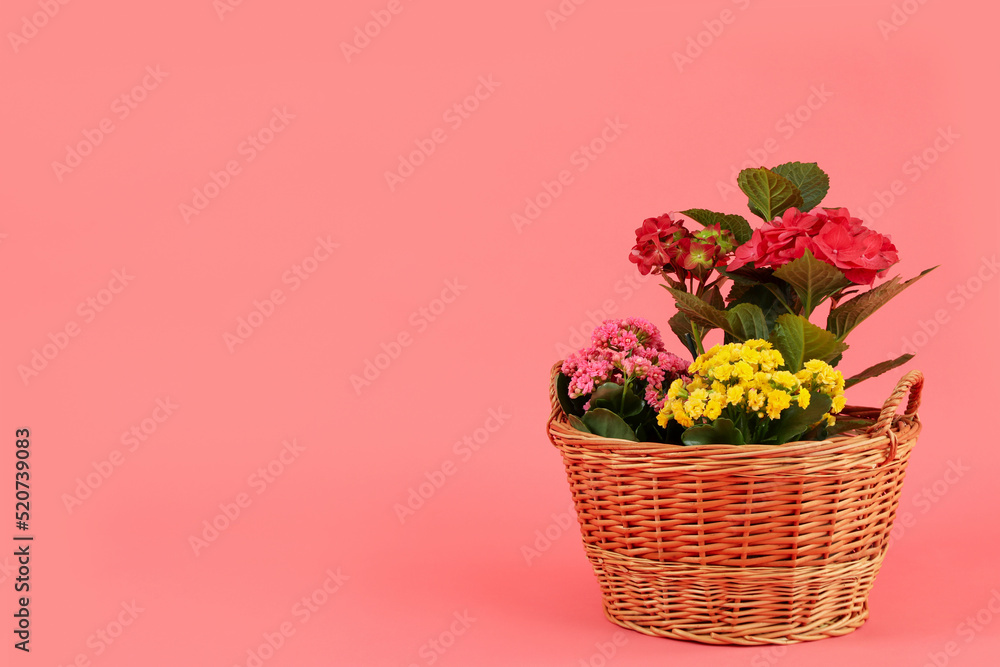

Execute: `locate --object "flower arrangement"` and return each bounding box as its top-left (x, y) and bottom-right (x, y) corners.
top-left (557, 161), bottom-right (933, 445)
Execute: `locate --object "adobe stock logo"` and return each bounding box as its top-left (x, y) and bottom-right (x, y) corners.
top-left (18, 268), bottom-right (134, 386)
top-left (350, 278), bottom-right (467, 394)
top-left (180, 107), bottom-right (295, 223)
top-left (51, 66), bottom-right (169, 183)
top-left (384, 77), bottom-right (501, 192)
top-left (7, 0), bottom-right (72, 54)
top-left (340, 0), bottom-right (417, 63)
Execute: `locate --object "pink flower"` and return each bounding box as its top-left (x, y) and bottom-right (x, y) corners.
top-left (728, 207), bottom-right (898, 285)
top-left (561, 318), bottom-right (688, 411)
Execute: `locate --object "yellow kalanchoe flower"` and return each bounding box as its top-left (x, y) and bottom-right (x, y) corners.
top-left (797, 390), bottom-right (810, 409)
top-left (654, 339), bottom-right (846, 439)
top-left (766, 390), bottom-right (792, 420)
top-left (773, 371), bottom-right (797, 389)
top-left (733, 360), bottom-right (754, 381)
top-left (713, 363), bottom-right (733, 382)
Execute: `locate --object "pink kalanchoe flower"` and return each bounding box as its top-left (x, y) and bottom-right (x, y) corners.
top-left (561, 318), bottom-right (688, 412)
top-left (728, 207), bottom-right (898, 285)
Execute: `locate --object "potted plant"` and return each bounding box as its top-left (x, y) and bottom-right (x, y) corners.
top-left (547, 161), bottom-right (930, 645)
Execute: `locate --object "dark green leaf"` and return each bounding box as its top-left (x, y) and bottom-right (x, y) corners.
top-left (826, 418), bottom-right (874, 437)
top-left (766, 391), bottom-right (833, 444)
top-left (681, 418), bottom-right (746, 446)
top-left (769, 314), bottom-right (848, 372)
top-left (635, 421), bottom-right (666, 444)
top-left (772, 249), bottom-right (851, 316)
top-left (770, 162), bottom-right (830, 211)
top-left (844, 354), bottom-right (915, 388)
top-left (664, 287), bottom-right (733, 334)
top-left (680, 208), bottom-right (753, 244)
top-left (722, 265), bottom-right (779, 285)
top-left (725, 303), bottom-right (769, 341)
top-left (582, 408), bottom-right (639, 441)
top-left (730, 284), bottom-right (790, 335)
top-left (556, 372), bottom-right (577, 417)
top-left (827, 267), bottom-right (937, 339)
top-left (567, 414), bottom-right (590, 433)
top-left (737, 167), bottom-right (805, 221)
top-left (800, 420), bottom-right (828, 441)
top-left (590, 382), bottom-right (644, 418)
top-left (668, 312), bottom-right (698, 359)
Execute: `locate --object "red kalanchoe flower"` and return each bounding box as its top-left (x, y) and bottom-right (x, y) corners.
top-left (728, 207), bottom-right (898, 285)
top-left (628, 213), bottom-right (689, 276)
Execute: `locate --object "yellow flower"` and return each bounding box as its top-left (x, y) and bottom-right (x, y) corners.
top-left (804, 359), bottom-right (827, 373)
top-left (741, 346), bottom-right (761, 365)
top-left (727, 385), bottom-right (744, 405)
top-left (689, 375), bottom-right (706, 391)
top-left (797, 390), bottom-right (810, 409)
top-left (705, 398), bottom-right (724, 421)
top-left (826, 414), bottom-right (836, 426)
top-left (733, 361), bottom-right (754, 381)
top-left (666, 378), bottom-right (685, 401)
top-left (685, 388), bottom-right (709, 420)
top-left (773, 371), bottom-right (797, 389)
top-left (832, 395), bottom-right (846, 413)
top-left (656, 407), bottom-right (671, 428)
top-left (713, 363), bottom-right (733, 382)
top-left (757, 350), bottom-right (777, 372)
top-left (747, 388), bottom-right (765, 411)
top-left (766, 390), bottom-right (792, 420)
top-left (672, 400), bottom-right (693, 427)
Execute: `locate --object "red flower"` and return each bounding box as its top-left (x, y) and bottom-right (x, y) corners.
top-left (628, 213), bottom-right (689, 276)
top-left (675, 237), bottom-right (720, 278)
top-left (728, 207), bottom-right (898, 285)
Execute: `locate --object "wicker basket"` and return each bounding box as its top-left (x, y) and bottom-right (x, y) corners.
top-left (546, 361), bottom-right (923, 645)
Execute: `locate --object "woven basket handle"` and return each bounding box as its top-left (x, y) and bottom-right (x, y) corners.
top-left (870, 370), bottom-right (924, 436)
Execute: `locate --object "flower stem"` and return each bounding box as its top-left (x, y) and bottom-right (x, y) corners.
top-left (691, 323), bottom-right (706, 356)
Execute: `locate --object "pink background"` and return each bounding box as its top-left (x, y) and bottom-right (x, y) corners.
top-left (2, 0), bottom-right (999, 665)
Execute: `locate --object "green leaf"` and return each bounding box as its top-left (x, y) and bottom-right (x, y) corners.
top-left (635, 421), bottom-right (668, 444)
top-left (730, 284), bottom-right (790, 333)
top-left (725, 303), bottom-right (769, 341)
top-left (680, 208), bottom-right (753, 244)
top-left (827, 267), bottom-right (937, 340)
top-left (844, 354), bottom-right (915, 388)
top-left (737, 167), bottom-right (805, 221)
top-left (668, 312), bottom-right (698, 359)
top-left (664, 287), bottom-right (733, 334)
top-left (681, 418), bottom-right (746, 446)
top-left (770, 162), bottom-right (830, 211)
top-left (826, 418), bottom-right (874, 437)
top-left (772, 249), bottom-right (851, 316)
top-left (582, 408), bottom-right (639, 441)
top-left (589, 382), bottom-right (644, 418)
top-left (567, 414), bottom-right (590, 433)
top-left (556, 372), bottom-right (577, 417)
top-left (766, 391), bottom-right (833, 444)
top-left (769, 314), bottom-right (848, 372)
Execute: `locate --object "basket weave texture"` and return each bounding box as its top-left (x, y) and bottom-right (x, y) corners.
top-left (546, 362), bottom-right (923, 645)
